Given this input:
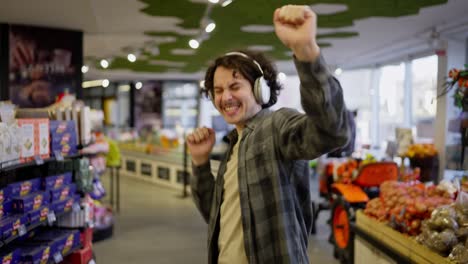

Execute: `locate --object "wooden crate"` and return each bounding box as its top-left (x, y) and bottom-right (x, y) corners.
top-left (355, 210), bottom-right (453, 264)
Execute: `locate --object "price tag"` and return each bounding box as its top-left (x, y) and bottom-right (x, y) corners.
top-left (72, 203), bottom-right (81, 212)
top-left (18, 224), bottom-right (27, 236)
top-left (88, 259), bottom-right (96, 264)
top-left (34, 155), bottom-right (44, 165)
top-left (54, 151), bottom-right (64, 161)
top-left (47, 212), bottom-right (56, 225)
top-left (53, 252), bottom-right (63, 263)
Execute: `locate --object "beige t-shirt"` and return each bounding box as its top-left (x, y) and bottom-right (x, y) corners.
top-left (218, 137), bottom-right (248, 264)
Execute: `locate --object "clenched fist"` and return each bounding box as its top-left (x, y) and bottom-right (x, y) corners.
top-left (274, 5), bottom-right (320, 62)
top-left (186, 127), bottom-right (216, 166)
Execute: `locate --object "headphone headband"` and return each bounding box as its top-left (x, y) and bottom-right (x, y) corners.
top-left (224, 51), bottom-right (264, 75)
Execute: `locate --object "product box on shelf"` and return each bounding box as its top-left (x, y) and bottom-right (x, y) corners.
top-left (0, 247), bottom-right (21, 264)
top-left (0, 213), bottom-right (27, 240)
top-left (9, 178), bottom-right (41, 198)
top-left (28, 206), bottom-right (49, 226)
top-left (17, 119), bottom-right (50, 162)
top-left (17, 245), bottom-right (50, 264)
top-left (0, 217), bottom-right (14, 239)
top-left (49, 121), bottom-right (78, 157)
top-left (30, 229), bottom-right (80, 257)
top-left (49, 184), bottom-right (76, 203)
top-left (0, 122), bottom-right (21, 167)
top-left (0, 186), bottom-right (11, 204)
top-left (62, 230), bottom-right (80, 256)
top-left (42, 173), bottom-right (72, 190)
top-left (51, 196), bottom-right (79, 215)
top-left (1, 200), bottom-right (13, 219)
top-left (11, 214), bottom-right (28, 237)
top-left (12, 192), bottom-right (50, 214)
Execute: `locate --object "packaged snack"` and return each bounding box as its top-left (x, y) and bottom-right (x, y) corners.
top-left (49, 184), bottom-right (76, 203)
top-left (0, 186), bottom-right (11, 204)
top-left (42, 173), bottom-right (72, 190)
top-left (11, 214), bottom-right (28, 236)
top-left (28, 206), bottom-right (49, 226)
top-left (0, 247), bottom-right (21, 264)
top-left (9, 179), bottom-right (41, 197)
top-left (18, 245), bottom-right (50, 264)
top-left (1, 200), bottom-right (13, 219)
top-left (0, 217), bottom-right (14, 240)
top-left (17, 119), bottom-right (50, 162)
top-left (12, 192), bottom-right (50, 214)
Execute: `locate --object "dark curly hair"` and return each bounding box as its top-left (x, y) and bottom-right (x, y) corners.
top-left (203, 50), bottom-right (282, 108)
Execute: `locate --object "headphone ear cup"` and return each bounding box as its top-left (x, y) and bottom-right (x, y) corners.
top-left (254, 77), bottom-right (270, 105)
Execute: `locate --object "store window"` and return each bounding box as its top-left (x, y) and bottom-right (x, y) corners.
top-left (411, 55), bottom-right (438, 139)
top-left (162, 82), bottom-right (198, 130)
top-left (337, 69), bottom-right (373, 148)
top-left (379, 63), bottom-right (405, 144)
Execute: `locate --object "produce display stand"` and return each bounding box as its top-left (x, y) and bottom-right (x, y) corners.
top-left (354, 210), bottom-right (453, 264)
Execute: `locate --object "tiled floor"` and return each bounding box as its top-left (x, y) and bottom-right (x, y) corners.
top-left (93, 173), bottom-right (339, 264)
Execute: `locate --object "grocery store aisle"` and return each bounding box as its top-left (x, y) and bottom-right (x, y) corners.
top-left (94, 173), bottom-right (338, 264)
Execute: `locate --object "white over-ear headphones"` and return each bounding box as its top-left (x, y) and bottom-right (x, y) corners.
top-left (209, 52), bottom-right (271, 105)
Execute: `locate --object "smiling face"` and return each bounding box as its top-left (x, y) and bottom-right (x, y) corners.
top-left (213, 66), bottom-right (262, 131)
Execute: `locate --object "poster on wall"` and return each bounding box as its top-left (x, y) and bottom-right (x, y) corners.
top-left (134, 81), bottom-right (163, 136)
top-left (8, 24), bottom-right (82, 108)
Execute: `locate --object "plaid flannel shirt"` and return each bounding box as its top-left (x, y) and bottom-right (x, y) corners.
top-left (191, 55), bottom-right (350, 264)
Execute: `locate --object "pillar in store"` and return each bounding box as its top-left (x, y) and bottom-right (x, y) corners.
top-left (129, 82), bottom-right (135, 127)
top-left (435, 39), bottom-right (467, 180)
top-left (370, 67), bottom-right (381, 149)
top-left (403, 58), bottom-right (413, 127)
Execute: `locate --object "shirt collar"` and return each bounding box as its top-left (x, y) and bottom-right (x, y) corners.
top-left (226, 108), bottom-right (271, 142)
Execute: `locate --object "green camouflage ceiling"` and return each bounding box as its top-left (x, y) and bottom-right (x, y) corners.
top-left (94, 0), bottom-right (448, 73)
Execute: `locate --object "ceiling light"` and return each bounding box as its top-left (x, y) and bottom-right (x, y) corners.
top-left (82, 80), bottom-right (105, 88)
top-left (222, 0), bottom-right (232, 7)
top-left (189, 39), bottom-right (200, 49)
top-left (127, 54), bottom-right (137, 62)
top-left (81, 65), bottom-right (89, 73)
top-left (208, 0), bottom-right (219, 3)
top-left (278, 72), bottom-right (287, 81)
top-left (334, 68), bottom-right (343, 75)
top-left (135, 82), bottom-right (143, 90)
top-left (205, 22), bottom-right (216, 33)
top-left (102, 79), bottom-right (110, 88)
top-left (100, 59), bottom-right (109, 69)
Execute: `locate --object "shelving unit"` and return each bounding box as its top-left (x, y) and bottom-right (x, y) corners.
top-left (0, 154), bottom-right (94, 264)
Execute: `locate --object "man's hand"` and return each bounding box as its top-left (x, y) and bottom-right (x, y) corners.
top-left (274, 5), bottom-right (320, 62)
top-left (186, 127), bottom-right (216, 166)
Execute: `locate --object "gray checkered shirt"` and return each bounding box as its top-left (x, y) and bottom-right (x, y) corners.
top-left (191, 55), bottom-right (350, 264)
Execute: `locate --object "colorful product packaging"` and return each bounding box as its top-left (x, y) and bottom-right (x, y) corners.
top-left (49, 184), bottom-right (76, 203)
top-left (0, 217), bottom-right (14, 240)
top-left (18, 245), bottom-right (50, 264)
top-left (0, 248), bottom-right (21, 264)
top-left (17, 119), bottom-right (50, 162)
top-left (0, 186), bottom-right (11, 204)
top-left (11, 214), bottom-right (28, 237)
top-left (0, 122), bottom-right (21, 167)
top-left (0, 200), bottom-right (13, 219)
top-left (9, 179), bottom-right (41, 198)
top-left (51, 196), bottom-right (78, 215)
top-left (28, 206), bottom-right (50, 226)
top-left (12, 192), bottom-right (50, 214)
top-left (28, 229), bottom-right (80, 257)
top-left (42, 173), bottom-right (72, 190)
top-left (49, 121), bottom-right (78, 157)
